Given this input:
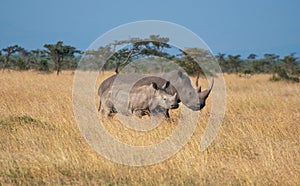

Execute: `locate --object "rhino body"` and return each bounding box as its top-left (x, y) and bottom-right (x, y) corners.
top-left (99, 80), bottom-right (178, 117)
top-left (128, 81), bottom-right (178, 117)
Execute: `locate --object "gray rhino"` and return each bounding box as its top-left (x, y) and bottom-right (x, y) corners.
top-left (99, 80), bottom-right (178, 117)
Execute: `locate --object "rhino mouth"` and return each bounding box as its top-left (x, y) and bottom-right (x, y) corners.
top-left (170, 104), bottom-right (179, 109)
top-left (188, 105), bottom-right (201, 111)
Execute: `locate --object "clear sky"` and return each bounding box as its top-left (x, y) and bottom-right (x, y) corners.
top-left (1, 0), bottom-right (299, 58)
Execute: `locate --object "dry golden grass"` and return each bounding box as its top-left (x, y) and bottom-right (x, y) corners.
top-left (0, 70), bottom-right (299, 185)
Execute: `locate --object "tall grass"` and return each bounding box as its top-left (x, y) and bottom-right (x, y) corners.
top-left (0, 71), bottom-right (299, 185)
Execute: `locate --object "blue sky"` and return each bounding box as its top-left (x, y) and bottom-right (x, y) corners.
top-left (1, 0), bottom-right (299, 58)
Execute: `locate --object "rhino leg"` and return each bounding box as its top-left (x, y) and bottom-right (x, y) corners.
top-left (141, 109), bottom-right (150, 116)
top-left (133, 109), bottom-right (150, 118)
top-left (150, 106), bottom-right (170, 118)
top-left (101, 102), bottom-right (115, 117)
top-left (164, 109), bottom-right (170, 118)
top-left (98, 100), bottom-right (101, 111)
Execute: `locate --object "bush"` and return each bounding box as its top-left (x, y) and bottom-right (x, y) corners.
top-left (270, 76), bottom-right (281, 82)
top-left (15, 59), bottom-right (27, 70)
top-left (288, 76), bottom-right (299, 83)
top-left (271, 66), bottom-right (299, 83)
top-left (39, 60), bottom-right (49, 71)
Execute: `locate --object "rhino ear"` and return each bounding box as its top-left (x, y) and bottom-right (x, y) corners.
top-left (151, 82), bottom-right (158, 90)
top-left (162, 81), bottom-right (170, 89)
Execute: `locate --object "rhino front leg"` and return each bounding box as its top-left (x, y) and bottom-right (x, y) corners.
top-left (133, 109), bottom-right (150, 118)
top-left (164, 109), bottom-right (170, 118)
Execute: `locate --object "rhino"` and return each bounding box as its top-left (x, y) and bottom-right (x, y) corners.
top-left (99, 80), bottom-right (178, 117)
top-left (128, 81), bottom-right (178, 117)
top-left (97, 70), bottom-right (213, 117)
top-left (97, 74), bottom-right (179, 117)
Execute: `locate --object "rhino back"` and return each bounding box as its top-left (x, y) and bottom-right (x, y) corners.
top-left (132, 76), bottom-right (178, 97)
top-left (98, 74), bottom-right (117, 96)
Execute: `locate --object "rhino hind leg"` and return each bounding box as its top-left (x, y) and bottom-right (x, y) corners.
top-left (101, 103), bottom-right (116, 117)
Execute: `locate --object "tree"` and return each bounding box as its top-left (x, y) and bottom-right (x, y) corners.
top-left (44, 41), bottom-right (81, 75)
top-left (264, 53), bottom-right (279, 71)
top-left (216, 53), bottom-right (226, 63)
top-left (247, 53), bottom-right (257, 60)
top-left (2, 45), bottom-right (22, 71)
top-left (85, 46), bottom-right (114, 71)
top-left (282, 53), bottom-right (298, 75)
top-left (227, 54), bottom-right (242, 73)
top-left (31, 49), bottom-right (49, 71)
top-left (216, 53), bottom-right (227, 72)
top-left (103, 35), bottom-right (173, 73)
top-left (176, 48), bottom-right (212, 76)
top-left (16, 47), bottom-right (31, 70)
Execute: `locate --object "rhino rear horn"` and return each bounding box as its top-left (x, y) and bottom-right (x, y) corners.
top-left (200, 78), bottom-right (214, 99)
top-left (173, 92), bottom-right (177, 99)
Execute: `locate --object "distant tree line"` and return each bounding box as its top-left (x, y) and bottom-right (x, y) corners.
top-left (216, 53), bottom-right (300, 82)
top-left (0, 41), bottom-right (81, 75)
top-left (1, 37), bottom-right (299, 82)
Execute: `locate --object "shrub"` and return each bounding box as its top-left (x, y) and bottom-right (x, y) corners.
top-left (271, 66), bottom-right (299, 83)
top-left (39, 60), bottom-right (49, 71)
top-left (288, 76), bottom-right (299, 83)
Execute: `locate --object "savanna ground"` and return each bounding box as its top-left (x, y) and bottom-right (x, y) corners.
top-left (0, 70), bottom-right (299, 185)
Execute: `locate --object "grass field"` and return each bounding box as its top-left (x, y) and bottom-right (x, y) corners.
top-left (0, 70), bottom-right (299, 185)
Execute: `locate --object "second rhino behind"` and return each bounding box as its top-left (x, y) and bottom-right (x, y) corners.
top-left (99, 80), bottom-right (178, 117)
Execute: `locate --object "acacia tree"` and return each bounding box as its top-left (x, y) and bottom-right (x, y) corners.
top-left (85, 46), bottom-right (114, 71)
top-left (31, 49), bottom-right (49, 71)
top-left (247, 53), bottom-right (257, 60)
top-left (282, 53), bottom-right (299, 75)
top-left (103, 35), bottom-right (172, 73)
top-left (17, 47), bottom-right (32, 70)
top-left (175, 48), bottom-right (212, 76)
top-left (44, 41), bottom-right (81, 75)
top-left (216, 53), bottom-right (227, 72)
top-left (227, 54), bottom-right (242, 73)
top-left (2, 45), bottom-right (22, 71)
